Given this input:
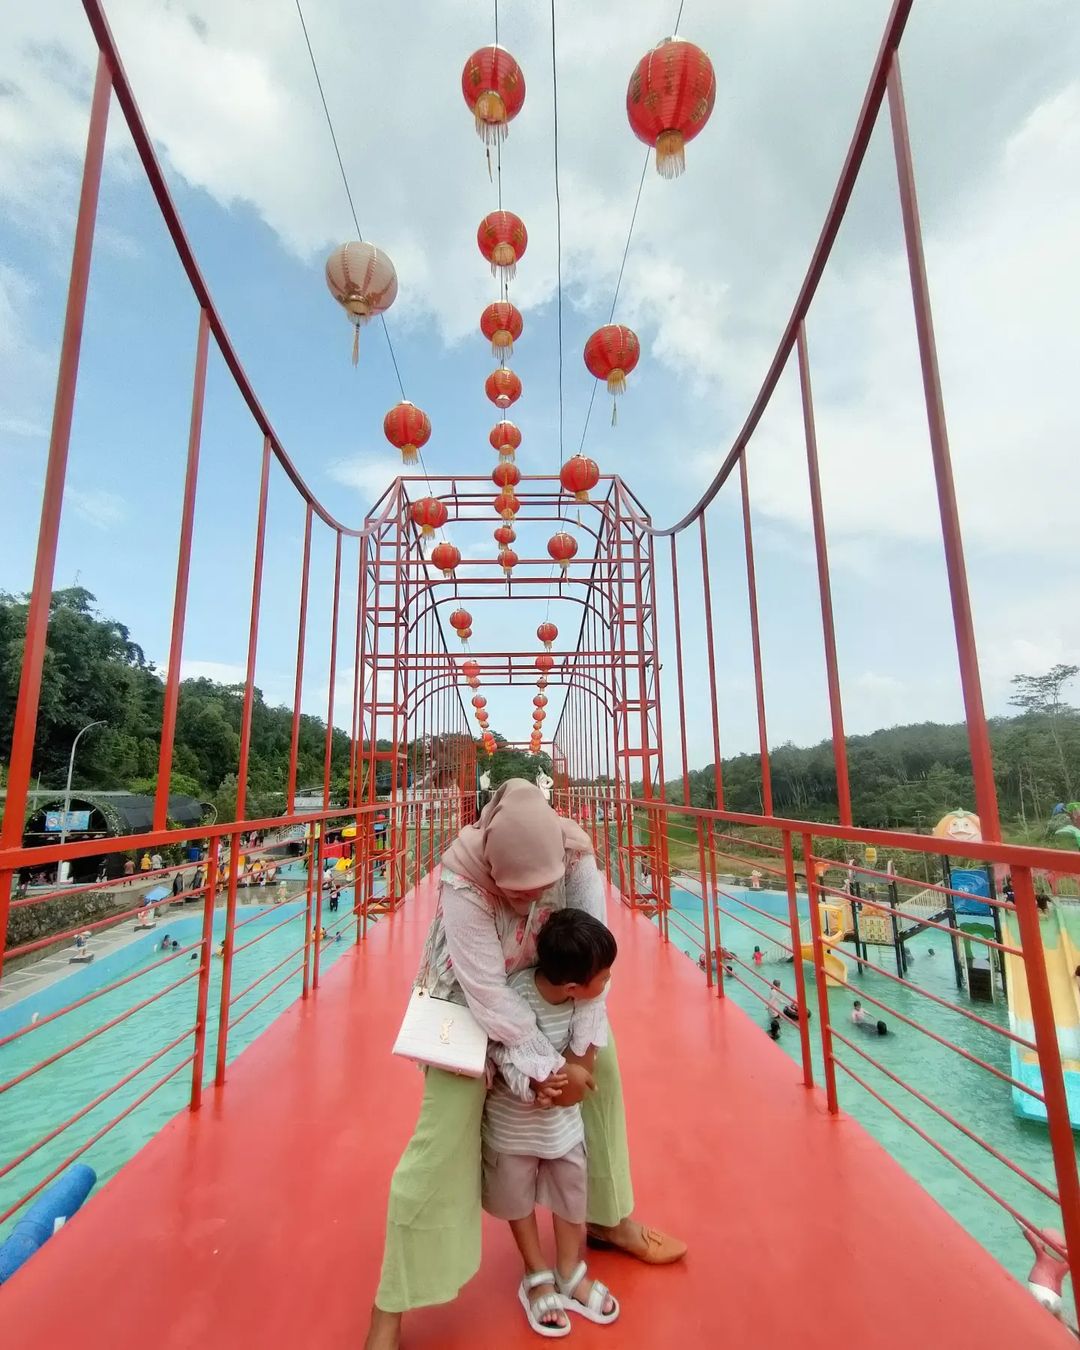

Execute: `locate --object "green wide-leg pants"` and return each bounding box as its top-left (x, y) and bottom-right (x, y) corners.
top-left (375, 1037), bottom-right (634, 1312)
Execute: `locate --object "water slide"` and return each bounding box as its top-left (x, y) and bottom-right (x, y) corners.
top-left (1003, 907), bottom-right (1080, 1127)
top-left (800, 903), bottom-right (848, 987)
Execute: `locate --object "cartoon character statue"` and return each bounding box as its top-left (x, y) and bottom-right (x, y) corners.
top-left (932, 809), bottom-right (982, 845)
top-left (535, 770), bottom-right (553, 802)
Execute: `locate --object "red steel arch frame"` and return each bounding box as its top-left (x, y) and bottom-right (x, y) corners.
top-left (3, 0), bottom-right (1080, 1319)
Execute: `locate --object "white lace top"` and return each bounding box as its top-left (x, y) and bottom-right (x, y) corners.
top-left (418, 852), bottom-right (611, 1083)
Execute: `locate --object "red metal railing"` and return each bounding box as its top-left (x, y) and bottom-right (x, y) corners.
top-left (3, 0), bottom-right (1078, 1324)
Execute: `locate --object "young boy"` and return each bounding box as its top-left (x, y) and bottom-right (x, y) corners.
top-left (483, 908), bottom-right (620, 1337)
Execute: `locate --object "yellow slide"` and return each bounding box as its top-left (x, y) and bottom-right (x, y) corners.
top-left (1002, 908), bottom-right (1080, 1125)
top-left (800, 903), bottom-right (848, 987)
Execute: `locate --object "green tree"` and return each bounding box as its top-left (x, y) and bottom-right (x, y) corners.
top-left (1009, 663), bottom-right (1079, 798)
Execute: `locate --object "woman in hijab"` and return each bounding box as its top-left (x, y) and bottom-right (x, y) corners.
top-left (364, 779), bottom-right (685, 1350)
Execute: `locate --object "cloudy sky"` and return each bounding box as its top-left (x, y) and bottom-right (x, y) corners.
top-left (2, 0), bottom-right (1079, 781)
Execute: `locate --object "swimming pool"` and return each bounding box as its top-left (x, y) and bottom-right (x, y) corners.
top-left (0, 890), bottom-right (364, 1239)
top-left (658, 884), bottom-right (1078, 1284)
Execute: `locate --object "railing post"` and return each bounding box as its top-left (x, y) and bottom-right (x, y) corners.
top-left (302, 823), bottom-right (315, 998)
top-left (214, 834), bottom-right (241, 1087)
top-left (696, 817), bottom-right (714, 989)
top-left (189, 853), bottom-right (218, 1111)
top-left (0, 55), bottom-right (113, 975)
top-left (1012, 865), bottom-right (1080, 1311)
top-left (312, 820), bottom-right (327, 990)
top-left (154, 307), bottom-right (210, 832)
top-left (706, 819), bottom-right (725, 999)
top-left (783, 832), bottom-right (814, 1088)
top-left (803, 833), bottom-right (839, 1113)
top-left (886, 54), bottom-right (1000, 841)
top-left (796, 323), bottom-right (852, 827)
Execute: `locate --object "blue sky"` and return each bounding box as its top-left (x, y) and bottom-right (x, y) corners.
top-left (2, 0), bottom-right (1080, 779)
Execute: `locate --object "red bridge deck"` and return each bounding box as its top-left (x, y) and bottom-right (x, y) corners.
top-left (2, 880), bottom-right (1071, 1348)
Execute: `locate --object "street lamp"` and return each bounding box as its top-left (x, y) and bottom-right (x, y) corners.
top-left (57, 720), bottom-right (106, 884)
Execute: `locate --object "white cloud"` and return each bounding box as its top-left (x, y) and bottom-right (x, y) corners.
top-left (65, 485), bottom-right (128, 530)
top-left (177, 659), bottom-right (247, 684)
top-left (0, 415), bottom-right (46, 438)
top-left (326, 453), bottom-right (407, 507)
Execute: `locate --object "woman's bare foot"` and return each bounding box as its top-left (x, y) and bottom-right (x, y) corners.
top-left (363, 1305), bottom-right (402, 1350)
top-left (586, 1217), bottom-right (687, 1264)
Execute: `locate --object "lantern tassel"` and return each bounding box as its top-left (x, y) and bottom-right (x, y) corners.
top-left (402, 445), bottom-right (418, 465)
top-left (486, 145), bottom-right (493, 182)
top-left (655, 130), bottom-right (687, 179)
top-left (611, 396), bottom-right (618, 427)
top-left (351, 324), bottom-right (360, 366)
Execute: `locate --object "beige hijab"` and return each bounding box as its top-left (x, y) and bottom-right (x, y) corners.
top-left (442, 778), bottom-right (592, 900)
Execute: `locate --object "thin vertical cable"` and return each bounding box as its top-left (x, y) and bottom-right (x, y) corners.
top-left (550, 0), bottom-right (565, 470)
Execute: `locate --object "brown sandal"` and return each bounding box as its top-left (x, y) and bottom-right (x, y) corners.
top-left (586, 1223), bottom-right (687, 1265)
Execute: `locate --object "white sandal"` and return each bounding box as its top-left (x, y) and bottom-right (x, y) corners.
top-left (555, 1260), bottom-right (620, 1325)
top-left (518, 1269), bottom-right (571, 1338)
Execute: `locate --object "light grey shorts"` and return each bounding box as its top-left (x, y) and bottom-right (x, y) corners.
top-left (481, 1141), bottom-right (587, 1223)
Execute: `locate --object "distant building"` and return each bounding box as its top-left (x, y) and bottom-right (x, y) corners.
top-left (7, 790), bottom-right (210, 883)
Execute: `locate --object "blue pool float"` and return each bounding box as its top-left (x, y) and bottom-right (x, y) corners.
top-left (0, 1164), bottom-right (96, 1283)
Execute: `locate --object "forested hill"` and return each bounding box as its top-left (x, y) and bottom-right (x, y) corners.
top-left (0, 588), bottom-right (545, 820)
top-left (1, 590), bottom-right (1077, 836)
top-left (663, 708), bottom-right (1080, 835)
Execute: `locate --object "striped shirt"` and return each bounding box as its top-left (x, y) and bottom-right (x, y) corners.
top-left (482, 970), bottom-right (584, 1160)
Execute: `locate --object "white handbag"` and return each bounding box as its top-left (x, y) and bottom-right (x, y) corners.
top-left (392, 901), bottom-right (489, 1077)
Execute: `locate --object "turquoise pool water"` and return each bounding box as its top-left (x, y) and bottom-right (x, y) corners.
top-left (659, 884), bottom-right (1080, 1283)
top-left (5, 874), bottom-right (1075, 1289)
top-left (0, 890), bottom-right (364, 1239)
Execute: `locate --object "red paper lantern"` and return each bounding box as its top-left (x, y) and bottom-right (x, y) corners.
top-left (477, 211), bottom-right (528, 281)
top-left (459, 627), bottom-right (473, 640)
top-left (547, 531), bottom-right (579, 575)
top-left (536, 653), bottom-right (555, 673)
top-left (494, 492), bottom-right (520, 521)
top-left (490, 421), bottom-right (522, 458)
top-left (559, 455), bottom-right (600, 503)
top-left (462, 45), bottom-right (526, 144)
top-left (626, 38), bottom-right (716, 178)
top-left (500, 548), bottom-right (519, 576)
top-left (584, 325), bottom-right (640, 423)
top-left (477, 712), bottom-right (489, 725)
top-left (481, 301), bottom-right (524, 358)
top-left (450, 608), bottom-right (472, 633)
top-left (533, 694), bottom-right (548, 708)
top-left (462, 659), bottom-right (480, 679)
top-left (485, 368), bottom-right (522, 409)
top-left (410, 496), bottom-right (448, 537)
top-left (536, 622), bottom-right (558, 649)
top-left (384, 401), bottom-right (431, 464)
top-left (494, 524), bottom-right (517, 551)
top-left (534, 709), bottom-right (546, 723)
top-left (492, 462), bottom-right (521, 495)
top-left (472, 695), bottom-right (487, 709)
top-left (537, 676), bottom-right (548, 689)
top-left (467, 677), bottom-right (481, 688)
top-left (430, 542), bottom-right (461, 578)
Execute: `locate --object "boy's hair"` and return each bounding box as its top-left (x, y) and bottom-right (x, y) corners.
top-left (536, 909), bottom-right (617, 986)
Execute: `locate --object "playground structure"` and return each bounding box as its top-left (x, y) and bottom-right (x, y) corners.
top-left (3, 0), bottom-right (1080, 1343)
